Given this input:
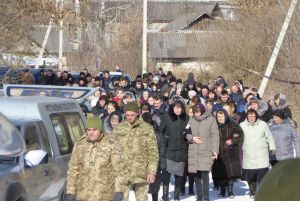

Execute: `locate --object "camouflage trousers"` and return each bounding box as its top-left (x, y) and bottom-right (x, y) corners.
top-left (124, 183), bottom-right (149, 201)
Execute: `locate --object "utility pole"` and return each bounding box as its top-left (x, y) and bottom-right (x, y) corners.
top-left (142, 0), bottom-right (148, 74)
top-left (258, 0), bottom-right (298, 97)
top-left (74, 0), bottom-right (81, 49)
top-left (58, 0), bottom-right (64, 70)
top-left (35, 19), bottom-right (53, 69)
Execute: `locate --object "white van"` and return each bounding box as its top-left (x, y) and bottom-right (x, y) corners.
top-left (0, 97), bottom-right (86, 201)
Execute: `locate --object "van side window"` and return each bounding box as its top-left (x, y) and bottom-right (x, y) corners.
top-left (50, 112), bottom-right (85, 155)
top-left (65, 114), bottom-right (85, 142)
top-left (37, 122), bottom-right (52, 157)
top-left (25, 126), bottom-right (40, 153)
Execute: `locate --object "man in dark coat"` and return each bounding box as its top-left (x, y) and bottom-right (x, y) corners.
top-left (142, 112), bottom-right (166, 201)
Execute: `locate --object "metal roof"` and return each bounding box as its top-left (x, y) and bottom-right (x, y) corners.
top-left (148, 1), bottom-right (218, 22)
top-left (148, 32), bottom-right (219, 59)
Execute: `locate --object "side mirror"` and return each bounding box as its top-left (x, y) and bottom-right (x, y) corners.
top-left (24, 149), bottom-right (48, 168)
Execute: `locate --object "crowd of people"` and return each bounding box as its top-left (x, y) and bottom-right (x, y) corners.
top-left (27, 66), bottom-right (299, 201)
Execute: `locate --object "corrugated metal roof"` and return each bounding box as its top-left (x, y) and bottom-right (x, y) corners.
top-left (148, 1), bottom-right (217, 22)
top-left (69, 0), bottom-right (219, 23)
top-left (148, 32), bottom-right (219, 59)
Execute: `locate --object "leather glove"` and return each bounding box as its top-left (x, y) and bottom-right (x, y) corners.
top-left (64, 194), bottom-right (77, 201)
top-left (113, 192), bottom-right (124, 201)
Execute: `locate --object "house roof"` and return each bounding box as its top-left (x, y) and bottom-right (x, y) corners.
top-left (148, 1), bottom-right (218, 22)
top-left (160, 6), bottom-right (216, 31)
top-left (66, 0), bottom-right (220, 23)
top-left (30, 26), bottom-right (74, 54)
top-left (148, 32), bottom-right (219, 59)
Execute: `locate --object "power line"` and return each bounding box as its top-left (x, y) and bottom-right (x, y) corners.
top-left (233, 65), bottom-right (300, 85)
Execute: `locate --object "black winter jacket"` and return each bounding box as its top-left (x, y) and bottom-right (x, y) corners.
top-left (160, 103), bottom-right (189, 162)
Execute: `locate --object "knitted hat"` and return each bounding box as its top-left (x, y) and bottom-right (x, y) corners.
top-left (187, 79), bottom-right (195, 85)
top-left (256, 159), bottom-right (300, 201)
top-left (141, 102), bottom-right (151, 111)
top-left (193, 102), bottom-right (206, 115)
top-left (153, 76), bottom-right (160, 82)
top-left (249, 96), bottom-right (259, 104)
top-left (124, 101), bottom-right (139, 113)
top-left (169, 76), bottom-right (177, 83)
top-left (272, 109), bottom-right (285, 119)
top-left (86, 116), bottom-right (103, 131)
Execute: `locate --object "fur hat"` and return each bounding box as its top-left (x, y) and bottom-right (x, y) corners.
top-left (249, 96), bottom-right (259, 104)
top-left (272, 109), bottom-right (285, 119)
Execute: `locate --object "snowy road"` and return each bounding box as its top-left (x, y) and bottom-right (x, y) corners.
top-left (129, 176), bottom-right (253, 201)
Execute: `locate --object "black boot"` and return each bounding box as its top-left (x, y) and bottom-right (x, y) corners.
top-left (203, 195), bottom-right (210, 201)
top-left (227, 180), bottom-right (234, 199)
top-left (161, 185), bottom-right (169, 201)
top-left (188, 173), bottom-right (195, 195)
top-left (218, 185), bottom-right (226, 197)
top-left (181, 186), bottom-right (185, 196)
top-left (213, 180), bottom-right (219, 190)
top-left (188, 185), bottom-right (194, 195)
top-left (248, 182), bottom-right (256, 199)
top-left (174, 186), bottom-right (181, 201)
top-left (152, 193), bottom-right (158, 201)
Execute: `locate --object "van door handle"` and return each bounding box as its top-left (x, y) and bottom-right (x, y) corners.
top-left (43, 169), bottom-right (49, 176)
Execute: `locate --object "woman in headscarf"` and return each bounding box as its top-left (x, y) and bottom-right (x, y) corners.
top-left (103, 111), bottom-right (122, 134)
top-left (213, 109), bottom-right (244, 199)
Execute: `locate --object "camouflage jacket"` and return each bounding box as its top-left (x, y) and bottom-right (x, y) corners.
top-left (113, 118), bottom-right (159, 184)
top-left (66, 134), bottom-right (125, 201)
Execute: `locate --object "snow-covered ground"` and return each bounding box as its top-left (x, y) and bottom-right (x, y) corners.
top-left (129, 175), bottom-right (253, 201)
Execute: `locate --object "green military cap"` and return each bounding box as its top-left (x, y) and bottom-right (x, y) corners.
top-left (256, 159), bottom-right (300, 201)
top-left (86, 116), bottom-right (102, 131)
top-left (124, 101), bottom-right (139, 113)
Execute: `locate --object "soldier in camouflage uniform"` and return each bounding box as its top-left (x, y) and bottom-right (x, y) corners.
top-left (65, 116), bottom-right (126, 201)
top-left (113, 101), bottom-right (159, 201)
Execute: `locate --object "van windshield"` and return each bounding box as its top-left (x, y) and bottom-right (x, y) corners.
top-left (7, 87), bottom-right (87, 99)
top-left (3, 84), bottom-right (99, 104)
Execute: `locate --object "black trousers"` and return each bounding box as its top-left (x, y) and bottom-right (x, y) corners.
top-left (181, 162), bottom-right (195, 192)
top-left (194, 171), bottom-right (209, 201)
top-left (149, 167), bottom-right (163, 194)
top-left (244, 168), bottom-right (268, 194)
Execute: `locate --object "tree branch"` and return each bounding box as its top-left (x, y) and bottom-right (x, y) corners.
top-left (0, 10), bottom-right (24, 31)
